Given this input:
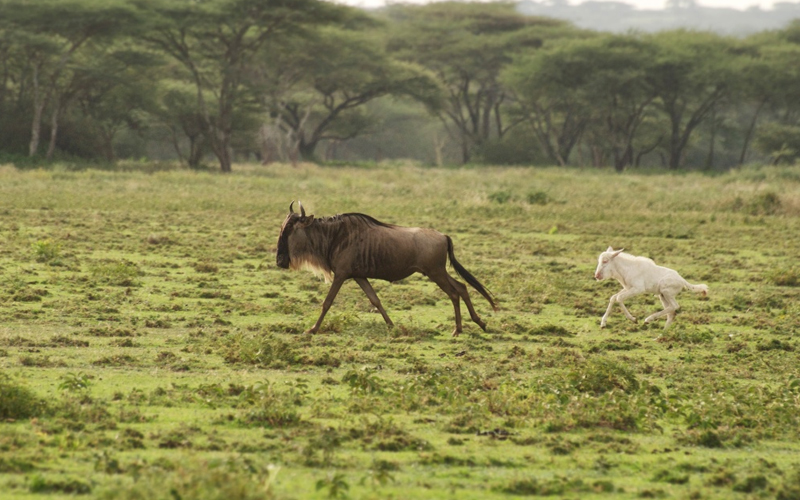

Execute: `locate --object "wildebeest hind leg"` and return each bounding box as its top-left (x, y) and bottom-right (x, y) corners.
top-left (428, 271), bottom-right (464, 336)
top-left (307, 275), bottom-right (346, 334)
top-left (355, 278), bottom-right (394, 328)
top-left (447, 275), bottom-right (486, 332)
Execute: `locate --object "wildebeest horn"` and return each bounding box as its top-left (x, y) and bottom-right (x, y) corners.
top-left (298, 201), bottom-right (306, 217)
top-left (289, 201), bottom-right (296, 214)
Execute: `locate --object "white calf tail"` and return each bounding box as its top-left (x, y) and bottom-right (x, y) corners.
top-left (685, 282), bottom-right (708, 296)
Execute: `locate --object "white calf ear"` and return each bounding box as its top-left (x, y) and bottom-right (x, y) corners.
top-left (611, 248), bottom-right (624, 258)
top-left (606, 246), bottom-right (614, 252)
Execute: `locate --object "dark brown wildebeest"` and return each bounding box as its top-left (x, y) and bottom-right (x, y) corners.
top-left (276, 201), bottom-right (496, 336)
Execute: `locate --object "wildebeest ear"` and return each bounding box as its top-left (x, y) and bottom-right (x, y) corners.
top-left (606, 246), bottom-right (614, 252)
top-left (298, 215), bottom-right (314, 227)
top-left (611, 248), bottom-right (624, 258)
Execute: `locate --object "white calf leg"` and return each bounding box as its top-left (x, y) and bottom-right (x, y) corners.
top-left (601, 288), bottom-right (643, 327)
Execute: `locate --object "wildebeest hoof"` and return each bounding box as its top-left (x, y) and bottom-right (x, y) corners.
top-left (478, 321), bottom-right (487, 332)
top-left (451, 329), bottom-right (462, 337)
top-left (304, 328), bottom-right (318, 334)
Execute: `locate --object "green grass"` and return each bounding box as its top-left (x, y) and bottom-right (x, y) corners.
top-left (1, 162), bottom-right (800, 498)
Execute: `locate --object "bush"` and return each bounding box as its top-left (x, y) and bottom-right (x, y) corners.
top-left (488, 190), bottom-right (513, 204)
top-left (526, 191), bottom-right (551, 205)
top-left (767, 267), bottom-right (800, 287)
top-left (32, 239), bottom-right (62, 263)
top-left (90, 260), bottom-right (142, 286)
top-left (237, 382), bottom-right (303, 428)
top-left (568, 357), bottom-right (640, 395)
top-left (0, 374), bottom-right (46, 420)
top-left (29, 474), bottom-right (91, 495)
top-left (728, 191), bottom-right (782, 216)
top-left (96, 458), bottom-right (277, 500)
top-left (218, 333), bottom-right (298, 367)
top-left (754, 123), bottom-right (800, 165)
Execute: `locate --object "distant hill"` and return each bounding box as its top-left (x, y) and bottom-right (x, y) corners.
top-left (516, 0), bottom-right (800, 35)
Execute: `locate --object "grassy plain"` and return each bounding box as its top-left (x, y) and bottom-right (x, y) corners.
top-left (0, 162), bottom-right (799, 499)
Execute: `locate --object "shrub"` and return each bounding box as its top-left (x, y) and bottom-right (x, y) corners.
top-left (218, 333), bottom-right (298, 368)
top-left (495, 477), bottom-right (591, 496)
top-left (526, 191), bottom-right (551, 205)
top-left (729, 191), bottom-right (782, 216)
top-left (194, 261), bottom-right (219, 273)
top-left (488, 190), bottom-right (513, 204)
top-left (767, 267), bottom-right (800, 287)
top-left (96, 458), bottom-right (277, 500)
top-left (0, 374), bottom-right (46, 420)
top-left (529, 324), bottom-right (572, 337)
top-left (237, 382), bottom-right (303, 428)
top-left (29, 474), bottom-right (91, 495)
top-left (90, 260), bottom-right (142, 286)
top-left (342, 368), bottom-right (384, 395)
top-left (567, 357), bottom-right (640, 395)
top-left (32, 239), bottom-right (61, 264)
top-left (777, 468), bottom-right (800, 500)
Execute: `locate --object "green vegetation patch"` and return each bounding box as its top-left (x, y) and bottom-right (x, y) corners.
top-left (0, 165), bottom-right (799, 499)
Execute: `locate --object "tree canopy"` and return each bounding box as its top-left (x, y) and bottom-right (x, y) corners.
top-left (0, 0), bottom-right (799, 171)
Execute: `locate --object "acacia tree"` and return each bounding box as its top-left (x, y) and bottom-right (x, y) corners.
top-left (0, 0), bottom-right (140, 157)
top-left (386, 2), bottom-right (576, 163)
top-left (254, 27), bottom-right (443, 162)
top-left (67, 47), bottom-right (161, 161)
top-left (135, 0), bottom-right (353, 172)
top-left (646, 31), bottom-right (742, 169)
top-left (504, 38), bottom-right (595, 166)
top-left (744, 22), bottom-right (800, 165)
top-left (577, 36), bottom-right (661, 171)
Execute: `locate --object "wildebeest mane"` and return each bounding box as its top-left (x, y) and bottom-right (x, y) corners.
top-left (318, 212), bottom-right (394, 228)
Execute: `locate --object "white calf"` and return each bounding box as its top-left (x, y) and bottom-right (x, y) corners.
top-left (594, 247), bottom-right (708, 329)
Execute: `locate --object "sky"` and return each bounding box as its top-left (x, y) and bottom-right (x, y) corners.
top-left (333, 0), bottom-right (785, 11)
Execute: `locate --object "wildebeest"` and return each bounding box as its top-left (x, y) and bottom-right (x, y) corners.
top-left (276, 201), bottom-right (496, 335)
top-left (594, 247), bottom-right (708, 330)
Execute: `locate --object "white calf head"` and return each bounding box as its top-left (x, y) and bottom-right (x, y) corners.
top-left (594, 246), bottom-right (624, 280)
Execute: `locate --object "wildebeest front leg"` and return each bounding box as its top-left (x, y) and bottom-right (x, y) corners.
top-left (306, 275), bottom-right (346, 334)
top-left (354, 278), bottom-right (394, 328)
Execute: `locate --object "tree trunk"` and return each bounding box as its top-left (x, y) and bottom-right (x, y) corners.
top-left (739, 99), bottom-right (766, 166)
top-left (29, 65), bottom-right (46, 157)
top-left (45, 103), bottom-right (60, 161)
top-left (704, 107), bottom-right (716, 170)
top-left (188, 135), bottom-right (204, 168)
top-left (259, 124), bottom-right (279, 165)
top-left (204, 123), bottom-right (232, 172)
top-left (433, 134), bottom-right (446, 167)
top-left (216, 141), bottom-right (232, 173)
top-left (298, 139), bottom-right (317, 163)
top-left (613, 146), bottom-right (631, 172)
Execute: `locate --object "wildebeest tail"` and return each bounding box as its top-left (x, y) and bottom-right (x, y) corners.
top-left (446, 236), bottom-right (497, 311)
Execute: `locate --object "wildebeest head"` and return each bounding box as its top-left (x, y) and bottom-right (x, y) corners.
top-left (276, 201), bottom-right (314, 269)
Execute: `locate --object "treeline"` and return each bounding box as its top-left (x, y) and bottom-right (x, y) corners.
top-left (0, 0), bottom-right (799, 171)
